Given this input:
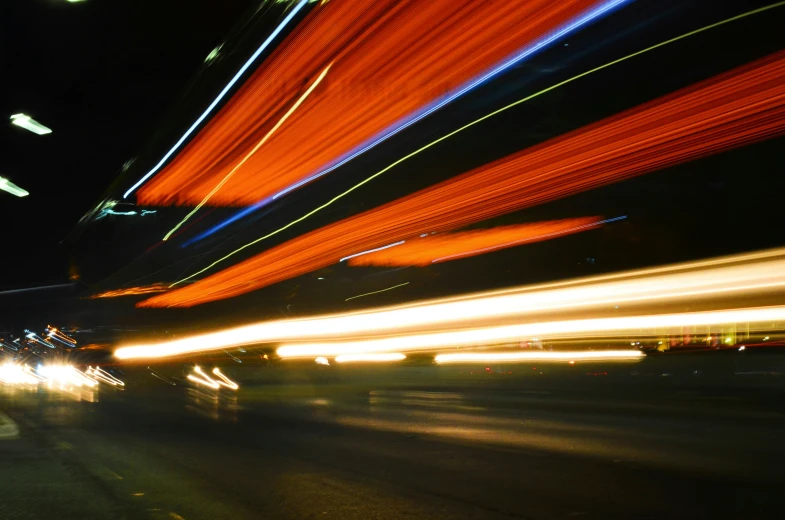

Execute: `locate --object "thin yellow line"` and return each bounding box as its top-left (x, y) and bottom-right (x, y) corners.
top-left (345, 282), bottom-right (410, 301)
top-left (170, 2), bottom-right (785, 287)
top-left (163, 63), bottom-right (333, 241)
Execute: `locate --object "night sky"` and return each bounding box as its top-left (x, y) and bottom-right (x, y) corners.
top-left (1, 0), bottom-right (257, 288)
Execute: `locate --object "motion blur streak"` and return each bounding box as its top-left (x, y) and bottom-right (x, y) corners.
top-left (334, 353), bottom-right (406, 363)
top-left (180, 3), bottom-right (785, 251)
top-left (37, 365), bottom-right (98, 388)
top-left (0, 364), bottom-right (40, 385)
top-left (348, 217), bottom-right (606, 267)
top-left (0, 283), bottom-right (74, 295)
top-left (434, 351), bottom-right (643, 363)
top-left (345, 282), bottom-right (409, 302)
top-left (136, 0), bottom-right (622, 207)
top-left (187, 366), bottom-right (220, 389)
top-left (85, 367), bottom-right (125, 387)
top-left (117, 248), bottom-right (785, 360)
top-left (276, 306), bottom-right (785, 358)
top-left (162, 63), bottom-right (333, 241)
top-left (90, 283), bottom-right (170, 298)
top-left (187, 373), bottom-right (219, 390)
top-left (147, 52), bottom-right (785, 307)
top-left (122, 0), bottom-right (310, 198)
top-left (340, 241), bottom-right (406, 263)
top-left (212, 367), bottom-right (239, 390)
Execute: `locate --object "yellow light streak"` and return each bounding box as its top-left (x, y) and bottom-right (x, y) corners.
top-left (211, 367), bottom-right (239, 389)
top-left (334, 353), bottom-right (406, 363)
top-left (187, 366), bottom-right (220, 389)
top-left (86, 366), bottom-right (125, 386)
top-left (163, 63), bottom-right (333, 241)
top-left (434, 350), bottom-right (643, 364)
top-left (116, 248), bottom-right (785, 360)
top-left (170, 2), bottom-right (785, 286)
top-left (276, 306), bottom-right (785, 358)
top-left (37, 365), bottom-right (98, 387)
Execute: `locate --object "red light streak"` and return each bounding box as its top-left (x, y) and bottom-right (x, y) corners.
top-left (92, 284), bottom-right (170, 298)
top-left (140, 52), bottom-right (785, 307)
top-left (348, 217), bottom-right (604, 267)
top-left (136, 0), bottom-right (604, 207)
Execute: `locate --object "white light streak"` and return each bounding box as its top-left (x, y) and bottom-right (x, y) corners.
top-left (212, 367), bottom-right (239, 389)
top-left (115, 248), bottom-right (785, 361)
top-left (434, 350), bottom-right (643, 364)
top-left (277, 307), bottom-right (785, 358)
top-left (340, 241), bottom-right (405, 262)
top-left (334, 353), bottom-right (406, 363)
top-left (10, 113), bottom-right (52, 135)
top-left (123, 0), bottom-right (310, 199)
top-left (162, 62), bottom-right (332, 241)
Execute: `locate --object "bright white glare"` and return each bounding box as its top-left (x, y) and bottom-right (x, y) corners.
top-left (340, 241), bottom-right (405, 262)
top-left (434, 350), bottom-right (643, 364)
top-left (0, 177), bottom-right (29, 197)
top-left (277, 306), bottom-right (785, 358)
top-left (334, 353), bottom-right (406, 363)
top-left (10, 114), bottom-right (52, 135)
top-left (315, 357), bottom-right (330, 366)
top-left (0, 364), bottom-right (40, 385)
top-left (37, 365), bottom-right (97, 387)
top-left (115, 248), bottom-right (785, 361)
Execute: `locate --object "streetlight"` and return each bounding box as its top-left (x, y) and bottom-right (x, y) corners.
top-left (0, 177), bottom-right (29, 197)
top-left (10, 114), bottom-right (52, 135)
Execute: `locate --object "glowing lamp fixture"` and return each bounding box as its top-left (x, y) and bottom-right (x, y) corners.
top-left (0, 177), bottom-right (29, 197)
top-left (10, 114), bottom-right (52, 135)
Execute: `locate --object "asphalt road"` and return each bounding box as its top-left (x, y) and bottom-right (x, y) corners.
top-left (3, 353), bottom-right (785, 519)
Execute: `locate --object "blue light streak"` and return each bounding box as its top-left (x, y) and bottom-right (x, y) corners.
top-left (277, 0), bottom-right (632, 199)
top-left (185, 0), bottom-right (632, 245)
top-left (122, 0), bottom-right (310, 199)
top-left (340, 240), bottom-right (405, 262)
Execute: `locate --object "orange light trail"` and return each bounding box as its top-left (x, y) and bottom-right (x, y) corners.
top-left (348, 217), bottom-right (605, 267)
top-left (91, 283), bottom-right (170, 299)
top-left (136, 0), bottom-right (608, 207)
top-left (140, 52), bottom-right (785, 308)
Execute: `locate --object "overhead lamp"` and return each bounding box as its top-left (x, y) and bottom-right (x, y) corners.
top-left (0, 177), bottom-right (29, 197)
top-left (10, 114), bottom-right (52, 135)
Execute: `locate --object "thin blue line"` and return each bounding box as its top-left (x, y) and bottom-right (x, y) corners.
top-left (123, 0), bottom-right (310, 199)
top-left (273, 0), bottom-right (632, 198)
top-left (187, 0), bottom-right (632, 245)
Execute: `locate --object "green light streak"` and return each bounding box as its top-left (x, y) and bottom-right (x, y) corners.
top-left (171, 2), bottom-right (785, 288)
